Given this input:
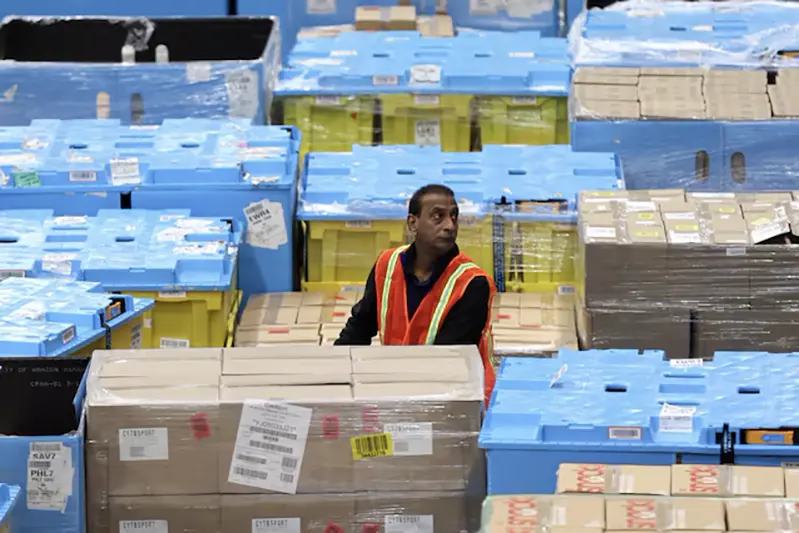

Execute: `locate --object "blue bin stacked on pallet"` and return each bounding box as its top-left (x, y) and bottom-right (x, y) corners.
top-left (569, 2), bottom-right (799, 191)
top-left (481, 348), bottom-right (799, 495)
top-left (240, 0), bottom-right (562, 64)
top-left (278, 31), bottom-right (571, 158)
top-left (299, 144), bottom-right (622, 293)
top-left (0, 208), bottom-right (241, 349)
top-left (0, 277), bottom-right (153, 356)
top-left (0, 119), bottom-right (300, 297)
top-left (0, 484), bottom-right (20, 533)
top-left (0, 16), bottom-right (279, 125)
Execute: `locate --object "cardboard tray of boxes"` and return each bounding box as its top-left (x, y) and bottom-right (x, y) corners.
top-left (85, 345), bottom-right (485, 532)
top-left (483, 463), bottom-right (799, 532)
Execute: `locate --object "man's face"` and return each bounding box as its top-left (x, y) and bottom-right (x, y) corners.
top-left (408, 193), bottom-right (459, 254)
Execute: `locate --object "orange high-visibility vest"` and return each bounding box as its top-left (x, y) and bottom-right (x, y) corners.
top-left (374, 245), bottom-right (497, 402)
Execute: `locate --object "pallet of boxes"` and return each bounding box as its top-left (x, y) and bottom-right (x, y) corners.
top-left (85, 344), bottom-right (484, 532)
top-left (296, 3), bottom-right (455, 39)
top-left (483, 463), bottom-right (799, 532)
top-left (492, 293), bottom-right (579, 359)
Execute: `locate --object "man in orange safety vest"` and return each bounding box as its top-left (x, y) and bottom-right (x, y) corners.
top-left (335, 184), bottom-right (497, 402)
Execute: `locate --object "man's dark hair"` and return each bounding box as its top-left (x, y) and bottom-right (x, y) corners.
top-left (408, 184), bottom-right (455, 216)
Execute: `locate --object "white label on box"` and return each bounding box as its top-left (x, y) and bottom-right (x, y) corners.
top-left (252, 518), bottom-right (301, 533)
top-left (384, 423), bottom-right (433, 456)
top-left (130, 323), bottom-right (143, 349)
top-left (158, 291), bottom-right (187, 298)
top-left (314, 96), bottom-right (340, 106)
top-left (414, 94), bottom-right (440, 105)
top-left (557, 285), bottom-right (575, 295)
top-left (110, 158), bottom-right (141, 185)
top-left (27, 441), bottom-right (73, 512)
top-left (156, 227), bottom-right (189, 242)
top-left (585, 226), bottom-right (616, 239)
top-left (511, 95), bottom-right (538, 104)
top-left (53, 216), bottom-right (88, 226)
top-left (330, 50), bottom-right (357, 57)
top-left (670, 359), bottom-right (703, 368)
top-left (307, 0), bottom-right (336, 14)
top-left (345, 220), bottom-right (372, 229)
top-left (625, 200), bottom-right (657, 212)
top-left (160, 337), bottom-right (190, 349)
top-left (0, 169), bottom-right (8, 186)
top-left (726, 247), bottom-right (747, 257)
top-left (509, 52), bottom-right (536, 59)
top-left (436, 0), bottom-right (447, 11)
top-left (68, 170), bottom-right (97, 182)
top-left (226, 69), bottom-right (260, 120)
top-left (120, 520), bottom-right (168, 533)
top-left (144, 317), bottom-right (153, 329)
top-left (470, 0), bottom-right (498, 14)
top-left (244, 200), bottom-right (289, 250)
top-left (549, 364), bottom-right (568, 387)
top-left (659, 403), bottom-right (696, 433)
top-left (186, 62), bottom-right (212, 83)
top-left (751, 221), bottom-right (785, 243)
top-left (506, 0), bottom-right (553, 17)
top-left (229, 400), bottom-right (313, 494)
top-left (410, 65), bottom-right (442, 85)
top-left (42, 253), bottom-right (75, 276)
top-left (668, 231), bottom-right (702, 244)
top-left (663, 212), bottom-right (696, 220)
top-left (372, 75), bottom-right (399, 86)
top-left (119, 428), bottom-right (169, 462)
top-left (783, 462), bottom-right (799, 469)
top-left (385, 515), bottom-right (434, 533)
top-left (608, 426), bottom-right (642, 440)
top-left (414, 120), bottom-right (441, 146)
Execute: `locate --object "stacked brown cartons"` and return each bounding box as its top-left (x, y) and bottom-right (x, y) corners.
top-left (85, 345), bottom-right (484, 533)
top-left (638, 67), bottom-right (706, 120)
top-left (491, 293), bottom-right (578, 356)
top-left (576, 190), bottom-right (799, 358)
top-left (234, 291), bottom-right (382, 347)
top-left (571, 67), bottom-right (641, 120)
top-left (768, 69), bottom-right (799, 118)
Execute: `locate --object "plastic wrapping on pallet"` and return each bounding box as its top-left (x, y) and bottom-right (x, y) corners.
top-left (84, 345), bottom-right (484, 533)
top-left (0, 119), bottom-right (301, 296)
top-left (575, 189), bottom-right (799, 359)
top-left (569, 65), bottom-right (799, 191)
top-left (0, 208), bottom-right (241, 349)
top-left (480, 350), bottom-right (799, 495)
top-left (274, 31), bottom-right (570, 159)
top-left (0, 16), bottom-right (279, 125)
top-left (299, 144), bottom-right (623, 298)
top-left (568, 0), bottom-right (799, 69)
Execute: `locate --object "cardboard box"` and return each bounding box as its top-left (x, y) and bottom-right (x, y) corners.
top-left (574, 84), bottom-right (639, 102)
top-left (786, 468), bottom-right (799, 497)
top-left (671, 465), bottom-right (785, 497)
top-left (573, 98), bottom-right (641, 120)
top-left (557, 464), bottom-right (671, 495)
top-left (234, 325), bottom-right (321, 347)
top-left (606, 497), bottom-right (725, 530)
top-left (573, 67), bottom-right (641, 85)
top-left (418, 15), bottom-right (455, 37)
top-left (726, 499), bottom-right (799, 531)
top-left (355, 6), bottom-right (385, 31)
top-left (482, 494), bottom-right (605, 532)
top-left (387, 5), bottom-right (417, 30)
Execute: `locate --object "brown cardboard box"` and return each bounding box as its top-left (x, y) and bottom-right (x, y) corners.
top-left (726, 499), bottom-right (799, 531)
top-left (355, 6), bottom-right (385, 31)
top-left (573, 98), bottom-right (641, 120)
top-left (234, 325), bottom-right (321, 346)
top-left (671, 465), bottom-right (785, 497)
top-left (572, 67), bottom-right (640, 85)
top-left (386, 5), bottom-right (417, 30)
top-left (221, 493), bottom-right (354, 533)
top-left (606, 497), bottom-right (725, 530)
top-left (787, 469), bottom-right (799, 497)
top-left (97, 495), bottom-right (222, 533)
top-left (418, 14), bottom-right (454, 37)
top-left (574, 84), bottom-right (639, 102)
top-left (481, 494), bottom-right (605, 532)
top-left (557, 464), bottom-right (671, 495)
top-left (354, 491), bottom-right (477, 533)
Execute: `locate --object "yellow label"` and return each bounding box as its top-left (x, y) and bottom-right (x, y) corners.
top-left (350, 433), bottom-right (393, 460)
top-left (718, 207), bottom-right (737, 213)
top-left (752, 217), bottom-right (772, 225)
top-left (637, 213), bottom-right (655, 220)
top-left (635, 231), bottom-right (661, 237)
top-left (675, 224), bottom-right (699, 231)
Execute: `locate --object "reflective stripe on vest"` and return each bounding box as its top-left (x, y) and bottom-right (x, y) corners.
top-left (485, 328), bottom-right (496, 368)
top-left (379, 245), bottom-right (409, 343)
top-left (424, 262), bottom-right (479, 344)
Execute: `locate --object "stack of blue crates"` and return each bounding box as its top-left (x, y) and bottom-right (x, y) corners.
top-left (0, 277), bottom-right (152, 356)
top-left (481, 349), bottom-right (799, 495)
top-left (0, 119), bottom-right (300, 296)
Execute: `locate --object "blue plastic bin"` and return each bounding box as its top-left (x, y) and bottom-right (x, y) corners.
top-left (0, 484), bottom-right (20, 533)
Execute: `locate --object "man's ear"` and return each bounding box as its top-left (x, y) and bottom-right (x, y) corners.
top-left (407, 215), bottom-right (417, 239)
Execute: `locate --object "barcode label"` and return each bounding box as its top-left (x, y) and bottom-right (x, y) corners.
top-left (129, 446), bottom-right (146, 458)
top-left (31, 443), bottom-right (61, 452)
top-left (558, 285), bottom-right (575, 295)
top-left (158, 291), bottom-right (187, 298)
top-left (29, 460), bottom-right (52, 469)
top-left (280, 472), bottom-right (294, 484)
top-left (119, 428), bottom-right (169, 462)
top-left (345, 220), bottom-right (372, 228)
top-left (234, 467), bottom-right (268, 480)
top-left (253, 518), bottom-right (301, 533)
top-left (130, 323), bottom-right (143, 350)
top-left (385, 515), bottom-right (434, 533)
top-left (236, 453), bottom-right (267, 465)
top-left (414, 95), bottom-right (440, 105)
top-left (608, 426), bottom-right (642, 440)
top-left (249, 440), bottom-right (293, 455)
top-left (251, 426), bottom-right (298, 441)
top-left (372, 75), bottom-right (399, 86)
top-left (415, 119), bottom-right (441, 146)
top-left (62, 327), bottom-right (75, 344)
top-left (69, 170), bottom-right (97, 182)
top-left (670, 359), bottom-right (703, 368)
top-left (394, 441), bottom-right (409, 453)
top-left (315, 96), bottom-right (340, 105)
top-left (351, 433), bottom-right (393, 459)
top-left (0, 270), bottom-right (25, 280)
top-left (282, 456), bottom-right (298, 470)
top-left (160, 337), bottom-right (190, 349)
top-left (511, 96), bottom-right (539, 105)
top-left (120, 520), bottom-right (168, 533)
top-left (510, 52), bottom-right (536, 58)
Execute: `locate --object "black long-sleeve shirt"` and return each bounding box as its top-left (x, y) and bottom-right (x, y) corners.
top-left (334, 244), bottom-right (490, 346)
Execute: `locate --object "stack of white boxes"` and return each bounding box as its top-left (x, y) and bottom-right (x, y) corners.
top-left (85, 345), bottom-right (484, 532)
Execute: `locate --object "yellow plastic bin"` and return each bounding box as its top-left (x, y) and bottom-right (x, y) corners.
top-left (224, 290), bottom-right (243, 348)
top-left (380, 94), bottom-right (472, 151)
top-left (280, 95), bottom-right (376, 162)
top-left (108, 297), bottom-right (156, 350)
top-left (502, 218), bottom-right (577, 295)
top-left (476, 95), bottom-right (569, 147)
